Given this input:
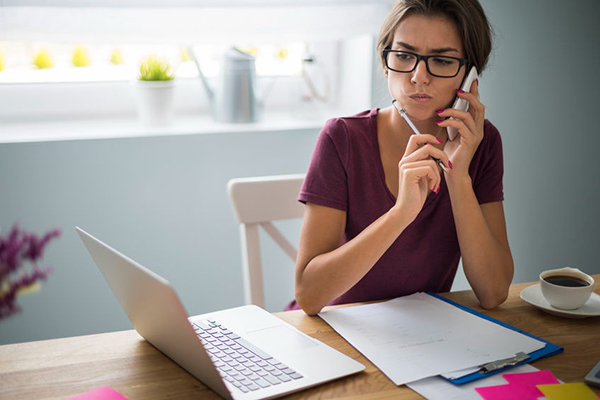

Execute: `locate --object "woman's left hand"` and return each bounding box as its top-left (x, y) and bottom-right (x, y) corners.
top-left (435, 80), bottom-right (485, 176)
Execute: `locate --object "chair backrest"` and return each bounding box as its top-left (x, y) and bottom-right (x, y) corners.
top-left (227, 174), bottom-right (305, 309)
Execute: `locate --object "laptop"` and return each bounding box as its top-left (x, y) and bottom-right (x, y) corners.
top-left (76, 227), bottom-right (364, 400)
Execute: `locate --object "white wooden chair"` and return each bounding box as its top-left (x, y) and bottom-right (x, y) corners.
top-left (227, 174), bottom-right (305, 309)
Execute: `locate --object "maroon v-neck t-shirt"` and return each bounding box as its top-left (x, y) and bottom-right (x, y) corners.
top-left (286, 108), bottom-right (504, 310)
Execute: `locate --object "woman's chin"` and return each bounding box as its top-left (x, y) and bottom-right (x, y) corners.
top-left (403, 107), bottom-right (436, 122)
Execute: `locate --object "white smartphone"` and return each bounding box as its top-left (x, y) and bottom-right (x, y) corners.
top-left (446, 66), bottom-right (478, 141)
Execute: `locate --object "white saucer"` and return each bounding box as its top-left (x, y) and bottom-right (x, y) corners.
top-left (520, 284), bottom-right (600, 318)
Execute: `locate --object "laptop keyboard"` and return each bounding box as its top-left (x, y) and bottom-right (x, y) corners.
top-left (193, 319), bottom-right (304, 393)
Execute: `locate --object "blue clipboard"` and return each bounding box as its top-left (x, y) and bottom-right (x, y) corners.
top-left (427, 292), bottom-right (564, 385)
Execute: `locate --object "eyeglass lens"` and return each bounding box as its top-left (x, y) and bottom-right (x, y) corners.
top-left (386, 51), bottom-right (461, 77)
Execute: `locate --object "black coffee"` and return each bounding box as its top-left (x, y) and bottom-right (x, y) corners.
top-left (543, 275), bottom-right (590, 287)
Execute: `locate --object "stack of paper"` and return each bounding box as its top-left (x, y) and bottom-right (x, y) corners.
top-left (409, 367), bottom-right (600, 400)
top-left (318, 292), bottom-right (546, 385)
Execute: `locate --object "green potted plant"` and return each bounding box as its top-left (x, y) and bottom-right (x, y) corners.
top-left (135, 55), bottom-right (176, 126)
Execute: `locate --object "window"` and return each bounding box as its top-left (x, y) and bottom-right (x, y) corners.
top-left (0, 41), bottom-right (306, 84)
top-left (0, 1), bottom-right (390, 138)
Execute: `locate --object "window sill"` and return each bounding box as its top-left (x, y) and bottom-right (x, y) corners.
top-left (0, 110), bottom-right (339, 144)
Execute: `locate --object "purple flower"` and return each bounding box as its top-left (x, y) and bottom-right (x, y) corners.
top-left (0, 223), bottom-right (60, 319)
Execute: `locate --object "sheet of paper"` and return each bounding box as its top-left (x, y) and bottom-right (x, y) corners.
top-left (441, 365), bottom-right (480, 379)
top-left (538, 383), bottom-right (600, 400)
top-left (408, 364), bottom-right (540, 400)
top-left (318, 292), bottom-right (545, 385)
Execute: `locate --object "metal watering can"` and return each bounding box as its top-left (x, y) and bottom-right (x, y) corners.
top-left (191, 47), bottom-right (266, 123)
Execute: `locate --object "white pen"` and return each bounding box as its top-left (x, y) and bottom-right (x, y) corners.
top-left (392, 100), bottom-right (448, 173)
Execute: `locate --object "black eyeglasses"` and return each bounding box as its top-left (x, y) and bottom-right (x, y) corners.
top-left (383, 49), bottom-right (469, 78)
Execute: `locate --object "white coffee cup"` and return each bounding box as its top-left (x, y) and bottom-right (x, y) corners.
top-left (539, 267), bottom-right (595, 310)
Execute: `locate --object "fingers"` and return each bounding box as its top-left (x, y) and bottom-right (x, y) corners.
top-left (436, 115), bottom-right (478, 142)
top-left (403, 134), bottom-right (452, 171)
top-left (399, 159), bottom-right (441, 193)
top-left (435, 85), bottom-right (485, 141)
top-left (404, 133), bottom-right (442, 155)
top-left (441, 84), bottom-right (485, 122)
top-left (470, 78), bottom-right (480, 99)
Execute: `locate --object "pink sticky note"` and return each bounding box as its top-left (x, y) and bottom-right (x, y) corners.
top-left (475, 369), bottom-right (562, 400)
top-left (500, 369), bottom-right (561, 398)
top-left (475, 382), bottom-right (540, 400)
top-left (67, 386), bottom-right (129, 400)
top-left (538, 382), bottom-right (599, 400)
top-left (503, 369), bottom-right (560, 386)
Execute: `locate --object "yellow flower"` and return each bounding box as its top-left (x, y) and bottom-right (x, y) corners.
top-left (110, 49), bottom-right (124, 65)
top-left (179, 48), bottom-right (190, 62)
top-left (33, 49), bottom-right (53, 69)
top-left (72, 46), bottom-right (90, 67)
top-left (17, 282), bottom-right (41, 295)
top-left (237, 46), bottom-right (258, 56)
top-left (276, 47), bottom-right (289, 60)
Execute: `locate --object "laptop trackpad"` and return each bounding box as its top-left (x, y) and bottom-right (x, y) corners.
top-left (245, 325), bottom-right (318, 354)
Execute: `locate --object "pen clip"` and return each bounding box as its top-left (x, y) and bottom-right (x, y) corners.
top-left (479, 352), bottom-right (530, 374)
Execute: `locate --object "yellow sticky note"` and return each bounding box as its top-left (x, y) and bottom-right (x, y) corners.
top-left (537, 382), bottom-right (598, 400)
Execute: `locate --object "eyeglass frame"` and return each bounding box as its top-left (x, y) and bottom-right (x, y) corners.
top-left (382, 49), bottom-right (470, 78)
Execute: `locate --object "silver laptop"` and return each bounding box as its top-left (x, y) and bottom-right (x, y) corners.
top-left (76, 227), bottom-right (364, 400)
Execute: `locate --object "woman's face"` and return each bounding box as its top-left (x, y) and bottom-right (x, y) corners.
top-left (388, 14), bottom-right (467, 122)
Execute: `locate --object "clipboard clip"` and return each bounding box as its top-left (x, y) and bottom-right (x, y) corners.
top-left (479, 352), bottom-right (530, 374)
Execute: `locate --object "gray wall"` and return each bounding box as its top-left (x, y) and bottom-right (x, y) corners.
top-left (372, 0), bottom-right (600, 290)
top-left (2, 0), bottom-right (600, 345)
top-left (0, 130), bottom-right (312, 344)
top-left (482, 0), bottom-right (600, 280)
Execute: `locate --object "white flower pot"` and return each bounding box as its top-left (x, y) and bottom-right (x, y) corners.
top-left (134, 80), bottom-right (176, 126)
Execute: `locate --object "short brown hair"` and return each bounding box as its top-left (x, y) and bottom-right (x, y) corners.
top-left (376, 0), bottom-right (493, 74)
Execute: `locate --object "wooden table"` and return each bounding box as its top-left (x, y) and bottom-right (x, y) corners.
top-left (1, 277), bottom-right (598, 399)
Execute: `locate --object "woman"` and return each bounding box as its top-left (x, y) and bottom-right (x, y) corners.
top-left (290, 0), bottom-right (513, 315)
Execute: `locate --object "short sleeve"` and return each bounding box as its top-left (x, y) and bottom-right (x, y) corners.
top-left (471, 120), bottom-right (505, 204)
top-left (298, 118), bottom-right (350, 211)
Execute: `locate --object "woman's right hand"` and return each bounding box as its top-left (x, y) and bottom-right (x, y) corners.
top-left (394, 134), bottom-right (450, 222)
